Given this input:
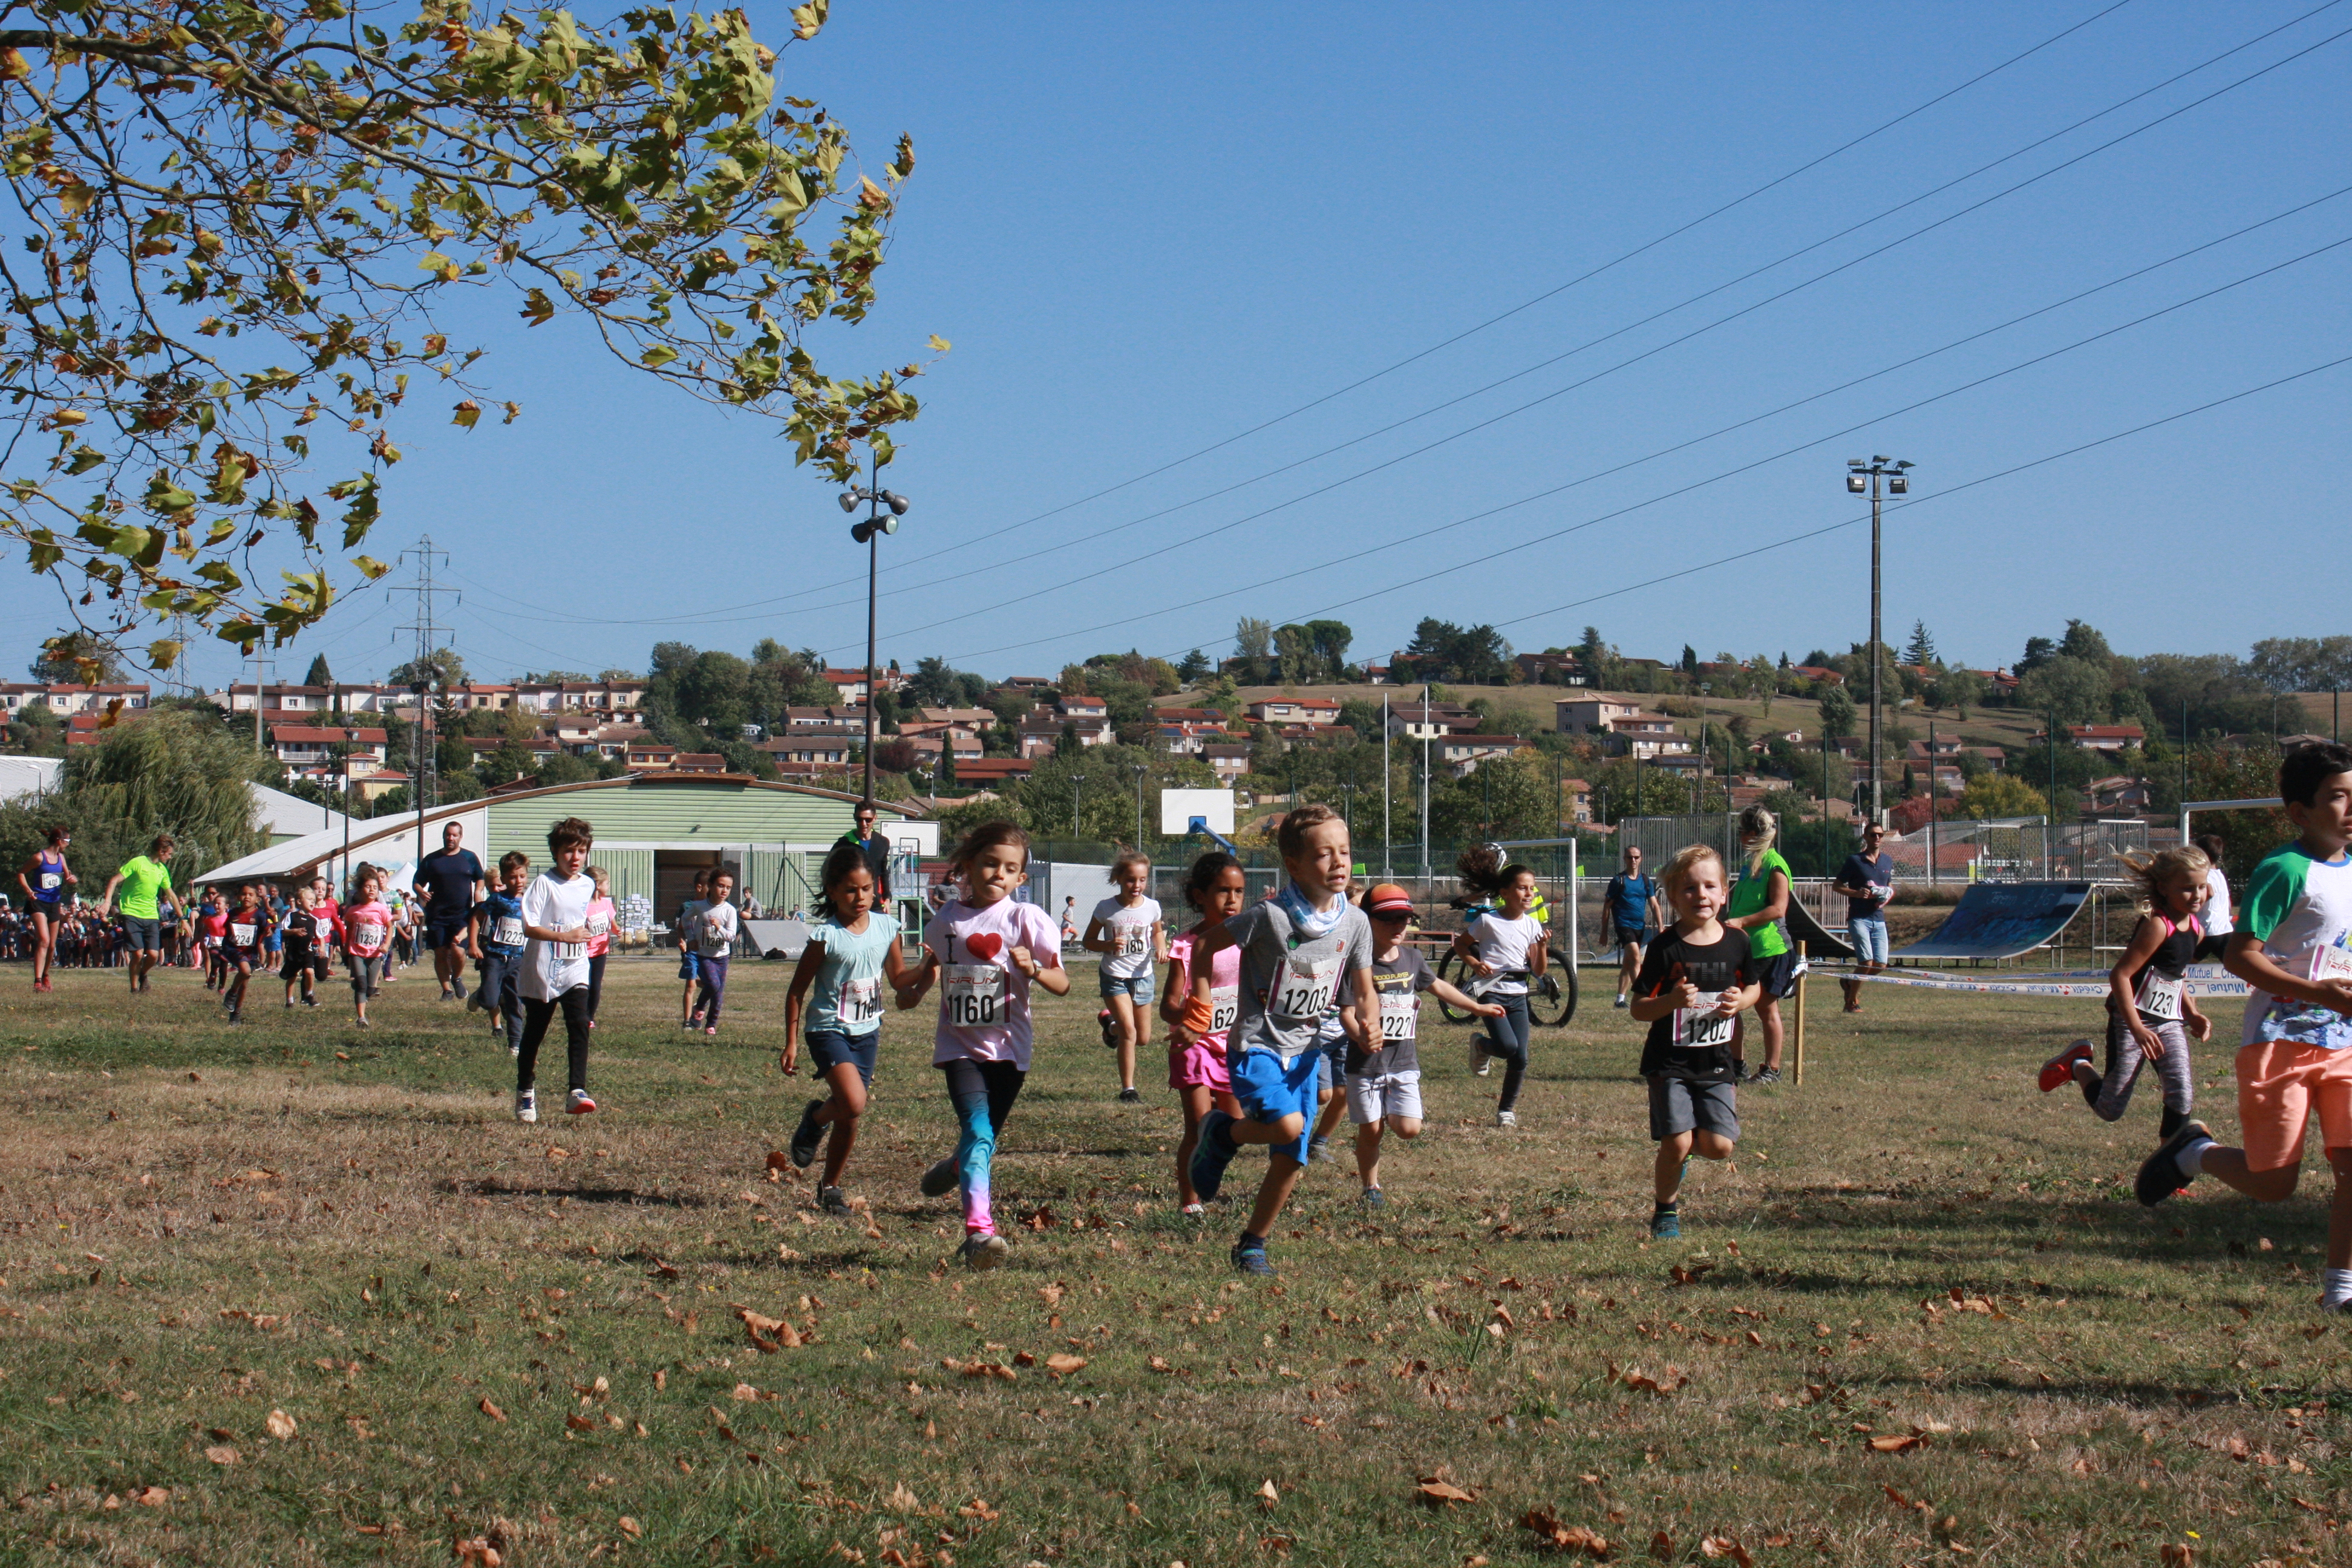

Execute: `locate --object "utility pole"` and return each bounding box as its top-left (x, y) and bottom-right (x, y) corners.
top-left (393, 535), bottom-right (456, 875)
top-left (248, 645), bottom-right (275, 755)
top-left (1419, 684), bottom-right (1432, 892)
top-left (1845, 457), bottom-right (1913, 828)
top-left (1927, 718), bottom-right (1938, 887)
top-left (1130, 762), bottom-right (1147, 851)
top-left (835, 457), bottom-right (909, 809)
top-left (1381, 692), bottom-right (1391, 877)
top-left (1071, 774), bottom-right (1086, 840)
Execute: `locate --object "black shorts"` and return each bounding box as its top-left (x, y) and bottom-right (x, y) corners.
top-left (279, 949), bottom-right (313, 981)
top-left (1754, 950), bottom-right (1803, 1000)
top-left (425, 913), bottom-right (471, 950)
top-left (1613, 924), bottom-right (1648, 949)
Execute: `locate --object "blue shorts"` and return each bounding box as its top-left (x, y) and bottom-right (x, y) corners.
top-left (678, 950), bottom-right (701, 982)
top-left (1848, 915), bottom-right (1889, 967)
top-left (1098, 969), bottom-right (1155, 1004)
top-left (806, 1028), bottom-right (878, 1088)
top-left (1231, 1047), bottom-right (1320, 1166)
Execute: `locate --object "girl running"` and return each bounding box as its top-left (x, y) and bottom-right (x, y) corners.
top-left (694, 867), bottom-right (740, 1037)
top-left (1085, 849), bottom-right (1166, 1104)
top-left (1160, 852), bottom-right (1247, 1215)
top-left (677, 867), bottom-right (710, 1029)
top-left (218, 883), bottom-right (270, 1024)
top-left (16, 825), bottom-right (74, 991)
top-left (1723, 805), bottom-right (1798, 1085)
top-left (783, 842), bottom-right (920, 1218)
top-left (898, 822), bottom-right (1069, 1270)
top-left (342, 871), bottom-right (393, 1027)
top-left (197, 889), bottom-right (228, 990)
top-left (1450, 844), bottom-right (1549, 1128)
top-left (2039, 846), bottom-right (2212, 1138)
top-left (584, 866), bottom-right (616, 1028)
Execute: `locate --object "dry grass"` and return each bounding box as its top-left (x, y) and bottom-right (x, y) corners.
top-left (1, 957), bottom-right (2345, 1566)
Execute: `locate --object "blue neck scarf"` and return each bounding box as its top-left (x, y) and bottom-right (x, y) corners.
top-left (1275, 881), bottom-right (1344, 940)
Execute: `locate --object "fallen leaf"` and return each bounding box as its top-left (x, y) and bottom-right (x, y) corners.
top-left (1258, 1479), bottom-right (1279, 1508)
top-left (1039, 1283), bottom-right (1066, 1307)
top-left (2159, 1546), bottom-right (2193, 1568)
top-left (264, 1408), bottom-right (296, 1440)
top-left (1045, 1353), bottom-right (1088, 1377)
top-left (134, 1487), bottom-right (168, 1508)
top-left (1614, 1364), bottom-right (1688, 1396)
top-left (1869, 1434), bottom-right (1926, 1454)
top-left (886, 1481), bottom-right (920, 1512)
top-left (765, 1151), bottom-right (792, 1171)
top-left (564, 1414), bottom-right (595, 1433)
top-left (740, 1307), bottom-right (802, 1352)
top-left (479, 1398), bottom-right (507, 1423)
top-left (546, 1146), bottom-right (571, 1162)
top-left (1417, 1479), bottom-right (1476, 1506)
top-left (733, 1382), bottom-right (763, 1402)
top-left (1520, 1508), bottom-right (1610, 1558)
top-left (204, 1445), bottom-right (239, 1465)
top-left (618, 1516), bottom-right (642, 1540)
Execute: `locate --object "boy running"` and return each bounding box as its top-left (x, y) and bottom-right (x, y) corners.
top-left (1629, 845), bottom-right (1760, 1240)
top-left (476, 854), bottom-right (529, 1056)
top-left (1350, 884), bottom-right (1501, 1206)
top-left (2137, 742), bottom-right (2352, 1314)
top-left (514, 817), bottom-right (599, 1122)
top-left (1186, 805), bottom-right (1376, 1277)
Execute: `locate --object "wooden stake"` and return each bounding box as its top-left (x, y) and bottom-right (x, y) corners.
top-left (1792, 939), bottom-right (1808, 1087)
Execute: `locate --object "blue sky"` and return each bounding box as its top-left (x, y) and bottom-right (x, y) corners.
top-left (56, 0), bottom-right (2349, 693)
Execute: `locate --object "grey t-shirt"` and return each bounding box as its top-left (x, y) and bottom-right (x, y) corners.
top-left (1225, 898), bottom-right (1374, 1062)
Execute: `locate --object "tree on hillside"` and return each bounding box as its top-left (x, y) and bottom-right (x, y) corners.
top-left (30, 630), bottom-right (127, 685)
top-left (0, 707), bottom-right (266, 881)
top-left (2017, 636), bottom-right (2058, 678)
top-left (904, 655), bottom-right (986, 710)
top-left (2248, 636), bottom-right (2352, 694)
top-left (1233, 618), bottom-right (1274, 684)
top-left (1818, 685), bottom-right (1857, 742)
top-left (1176, 649), bottom-right (1210, 684)
top-left (1956, 773), bottom-right (2048, 821)
top-left (304, 653), bottom-right (334, 690)
top-left (1396, 619), bottom-right (1510, 685)
top-left (388, 647), bottom-right (466, 691)
top-left (1273, 624), bottom-right (1314, 685)
top-left (3, 0), bottom-right (924, 674)
top-left (2016, 656), bottom-right (2109, 727)
top-left (1904, 621), bottom-right (1938, 668)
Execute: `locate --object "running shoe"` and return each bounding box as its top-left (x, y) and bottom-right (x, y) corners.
top-left (451, 979), bottom-right (467, 1002)
top-left (1304, 1136), bottom-right (1328, 1164)
top-left (302, 996), bottom-right (319, 1009)
top-left (789, 1099), bottom-right (826, 1169)
top-left (1495, 1109), bottom-right (1518, 1128)
top-left (818, 1185), bottom-right (854, 1218)
top-left (357, 1017), bottom-right (371, 1028)
top-left (1097, 1008), bottom-right (1119, 1048)
top-left (1117, 1087), bottom-right (1142, 1103)
top-left (958, 1233), bottom-right (1007, 1272)
top-left (1230, 1235), bottom-right (1276, 1277)
top-left (920, 1157), bottom-right (959, 1198)
top-left (283, 998), bottom-right (294, 1010)
top-left (1359, 1187), bottom-right (1388, 1209)
top-left (1189, 1109), bottom-right (1240, 1204)
top-left (2038, 1039), bottom-right (2095, 1094)
top-left (1650, 1206), bottom-right (1680, 1240)
top-left (514, 1090), bottom-right (537, 1125)
top-left (1179, 1202), bottom-right (1206, 1218)
top-left (1613, 995), bottom-right (1628, 1009)
top-left (1749, 1066), bottom-right (1783, 1086)
top-left (1471, 1044), bottom-right (1491, 1077)
top-left (566, 1089), bottom-right (598, 1116)
top-left (2136, 1118), bottom-right (2210, 1207)
top-left (705, 1027), bottom-right (718, 1039)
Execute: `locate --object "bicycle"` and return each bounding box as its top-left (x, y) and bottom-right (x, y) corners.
top-left (1434, 893), bottom-right (1578, 1027)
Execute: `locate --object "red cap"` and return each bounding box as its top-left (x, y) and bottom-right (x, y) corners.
top-left (1363, 883), bottom-right (1415, 917)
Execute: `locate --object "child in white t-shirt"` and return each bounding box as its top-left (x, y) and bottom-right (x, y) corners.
top-left (514, 817), bottom-right (598, 1124)
top-left (693, 868), bottom-right (742, 1038)
top-left (1084, 850), bottom-right (1166, 1104)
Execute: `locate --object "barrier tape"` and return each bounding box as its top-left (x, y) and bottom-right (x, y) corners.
top-left (1820, 968), bottom-right (2252, 999)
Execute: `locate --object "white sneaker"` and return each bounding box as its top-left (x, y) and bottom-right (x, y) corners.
top-left (567, 1089), bottom-right (598, 1116)
top-left (1471, 1043), bottom-right (1492, 1077)
top-left (514, 1091), bottom-right (537, 1124)
top-left (1495, 1109), bottom-right (1518, 1128)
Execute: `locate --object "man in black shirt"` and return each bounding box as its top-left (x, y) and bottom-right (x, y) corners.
top-left (835, 802), bottom-right (891, 902)
top-left (414, 820), bottom-right (485, 1002)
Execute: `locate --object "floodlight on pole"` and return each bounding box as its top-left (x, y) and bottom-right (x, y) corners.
top-left (838, 462), bottom-right (910, 808)
top-left (1844, 456), bottom-right (1916, 829)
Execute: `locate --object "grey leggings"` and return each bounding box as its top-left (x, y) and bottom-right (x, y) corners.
top-left (1482, 993), bottom-right (1532, 1112)
top-left (2085, 1008), bottom-right (2194, 1134)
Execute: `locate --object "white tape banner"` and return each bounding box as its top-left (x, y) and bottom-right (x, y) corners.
top-left (1826, 967), bottom-right (2250, 999)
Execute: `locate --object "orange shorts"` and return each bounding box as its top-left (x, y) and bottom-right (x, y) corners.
top-left (2235, 1039), bottom-right (2352, 1173)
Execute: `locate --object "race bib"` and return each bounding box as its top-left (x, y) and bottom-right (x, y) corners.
top-left (230, 922), bottom-right (256, 948)
top-left (2137, 972), bottom-right (2184, 1022)
top-left (555, 941), bottom-right (586, 961)
top-left (587, 914), bottom-right (610, 938)
top-left (493, 916), bottom-right (524, 948)
top-left (2310, 946), bottom-right (2352, 985)
top-left (1272, 955), bottom-right (1340, 1021)
top-left (1378, 991), bottom-right (1418, 1042)
top-left (1208, 984), bottom-right (1239, 1034)
top-left (699, 923), bottom-right (730, 955)
top-left (840, 975), bottom-right (881, 1026)
top-left (38, 872), bottom-right (59, 892)
top-left (944, 964), bottom-right (1005, 1029)
top-left (1119, 923), bottom-right (1150, 958)
top-left (353, 923), bottom-right (385, 949)
top-left (1673, 1006), bottom-right (1734, 1049)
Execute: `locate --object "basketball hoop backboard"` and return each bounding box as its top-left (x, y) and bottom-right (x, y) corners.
top-left (1160, 788), bottom-right (1235, 837)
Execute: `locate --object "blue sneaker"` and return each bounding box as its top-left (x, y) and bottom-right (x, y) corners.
top-left (1650, 1205), bottom-right (1680, 1240)
top-left (1231, 1235), bottom-right (1275, 1276)
top-left (1191, 1109), bottom-right (1239, 1203)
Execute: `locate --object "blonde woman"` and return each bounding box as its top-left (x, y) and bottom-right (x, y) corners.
top-left (1722, 805), bottom-right (1797, 1085)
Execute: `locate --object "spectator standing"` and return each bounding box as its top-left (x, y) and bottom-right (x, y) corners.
top-left (1831, 822), bottom-right (1895, 1013)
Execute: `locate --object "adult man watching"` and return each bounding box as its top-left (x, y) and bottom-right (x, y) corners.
top-left (414, 820), bottom-right (485, 1002)
top-left (1831, 822), bottom-right (1895, 1013)
top-left (835, 802), bottom-right (892, 901)
top-left (98, 833), bottom-right (180, 995)
top-left (1604, 844), bottom-right (1664, 1009)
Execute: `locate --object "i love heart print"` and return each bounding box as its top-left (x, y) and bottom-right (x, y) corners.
top-left (924, 897), bottom-right (1061, 1069)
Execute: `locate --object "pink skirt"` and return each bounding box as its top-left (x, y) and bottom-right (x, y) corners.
top-left (1168, 1034), bottom-right (1232, 1093)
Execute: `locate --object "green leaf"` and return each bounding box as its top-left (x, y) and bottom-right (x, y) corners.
top-left (791, 0), bottom-right (829, 40)
top-left (351, 555), bottom-right (391, 580)
top-left (451, 399), bottom-right (481, 429)
top-left (639, 345), bottom-right (678, 369)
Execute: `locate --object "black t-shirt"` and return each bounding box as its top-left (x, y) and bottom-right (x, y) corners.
top-left (281, 909), bottom-right (319, 955)
top-left (417, 849), bottom-right (485, 921)
top-left (1838, 851), bottom-right (1892, 924)
top-left (1633, 925), bottom-right (1754, 1084)
top-left (837, 831), bottom-right (890, 897)
top-left (1347, 944), bottom-right (1434, 1078)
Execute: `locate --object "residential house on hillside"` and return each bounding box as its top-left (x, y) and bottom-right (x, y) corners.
top-left (780, 705), bottom-right (867, 729)
top-left (1202, 743), bottom-right (1252, 784)
top-left (220, 681), bottom-right (333, 714)
top-left (6, 682), bottom-right (152, 715)
top-left (1437, 734), bottom-right (1524, 777)
top-left (1158, 721), bottom-right (1237, 756)
top-left (1246, 696), bottom-right (1341, 727)
top-left (956, 757), bottom-right (1039, 788)
top-left (2088, 776), bottom-right (2154, 813)
top-left (1386, 702), bottom-right (1480, 741)
top-left (668, 753), bottom-right (729, 774)
top-left (269, 724), bottom-right (390, 783)
top-left (625, 741), bottom-right (679, 771)
top-left (1514, 652), bottom-right (1587, 685)
top-left (1155, 707), bottom-right (1224, 725)
top-left (1790, 665), bottom-right (1845, 686)
top-left (757, 730), bottom-right (857, 768)
top-left (998, 676), bottom-right (1056, 694)
top-left (1561, 779), bottom-right (1592, 825)
top-left (1555, 695), bottom-right (1644, 736)
top-left (2035, 724), bottom-right (2145, 753)
top-left (901, 733), bottom-right (983, 768)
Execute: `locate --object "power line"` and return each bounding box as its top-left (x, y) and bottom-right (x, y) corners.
top-left (452, 1), bottom-right (2151, 636)
top-left (923, 232), bottom-right (2352, 665)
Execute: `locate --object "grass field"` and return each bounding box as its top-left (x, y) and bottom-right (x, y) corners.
top-left (2, 954), bottom-right (2345, 1566)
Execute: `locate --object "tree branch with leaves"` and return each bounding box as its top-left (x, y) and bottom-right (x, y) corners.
top-left (0, 0), bottom-right (930, 676)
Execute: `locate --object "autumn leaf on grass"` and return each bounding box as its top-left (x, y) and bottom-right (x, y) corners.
top-left (264, 1409), bottom-right (296, 1441)
top-left (1700, 1537), bottom-right (1755, 1566)
top-left (1416, 1477), bottom-right (1476, 1506)
top-left (1045, 1353), bottom-right (1088, 1377)
top-left (765, 1151), bottom-right (792, 1172)
top-left (564, 1414), bottom-right (596, 1434)
top-left (545, 1146), bottom-right (572, 1163)
top-left (203, 1445), bottom-right (239, 1466)
top-left (1520, 1508), bottom-right (1609, 1558)
top-left (1613, 1363), bottom-right (1688, 1395)
top-left (454, 1538), bottom-right (502, 1567)
top-left (133, 1488), bottom-right (168, 1508)
top-left (478, 1398), bottom-right (507, 1423)
top-left (2158, 1546), bottom-right (2194, 1568)
top-left (886, 1481), bottom-right (920, 1512)
top-left (739, 1308), bottom-right (802, 1352)
top-left (1869, 1433), bottom-right (1927, 1454)
top-left (1668, 1261), bottom-right (1717, 1287)
top-left (1257, 1480), bottom-right (1279, 1509)
top-left (618, 1517), bottom-right (642, 1540)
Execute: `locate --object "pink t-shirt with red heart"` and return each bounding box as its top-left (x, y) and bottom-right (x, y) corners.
top-left (923, 896), bottom-right (1063, 1068)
